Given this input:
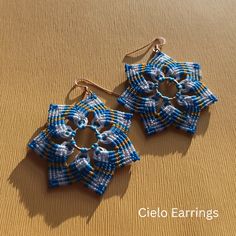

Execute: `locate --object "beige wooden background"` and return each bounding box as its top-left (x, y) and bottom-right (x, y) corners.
top-left (0, 0), bottom-right (235, 235)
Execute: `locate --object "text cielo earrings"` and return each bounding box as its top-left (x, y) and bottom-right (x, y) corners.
top-left (28, 80), bottom-right (139, 195)
top-left (118, 37), bottom-right (217, 134)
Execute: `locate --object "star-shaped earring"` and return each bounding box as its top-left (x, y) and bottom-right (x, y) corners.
top-left (29, 90), bottom-right (139, 195)
top-left (118, 38), bottom-right (217, 134)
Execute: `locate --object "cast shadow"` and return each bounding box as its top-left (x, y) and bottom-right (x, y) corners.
top-left (129, 110), bottom-right (210, 157)
top-left (8, 125), bottom-right (131, 228)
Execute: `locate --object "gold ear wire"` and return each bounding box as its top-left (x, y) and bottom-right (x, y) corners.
top-left (75, 78), bottom-right (120, 98)
top-left (125, 37), bottom-right (166, 56)
top-left (74, 80), bottom-right (91, 99)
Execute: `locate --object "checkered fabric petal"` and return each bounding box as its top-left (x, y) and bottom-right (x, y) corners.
top-left (118, 51), bottom-right (217, 134)
top-left (28, 93), bottom-right (139, 195)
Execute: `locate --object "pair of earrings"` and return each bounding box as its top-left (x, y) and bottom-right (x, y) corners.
top-left (28, 37), bottom-right (217, 195)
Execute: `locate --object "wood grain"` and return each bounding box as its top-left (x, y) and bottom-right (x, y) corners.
top-left (0, 0), bottom-right (235, 235)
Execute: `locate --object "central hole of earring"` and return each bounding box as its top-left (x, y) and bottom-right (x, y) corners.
top-left (158, 79), bottom-right (178, 99)
top-left (74, 127), bottom-right (98, 149)
top-left (66, 126), bottom-right (98, 164)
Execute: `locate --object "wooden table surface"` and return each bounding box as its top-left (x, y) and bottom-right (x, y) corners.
top-left (1, 0), bottom-right (235, 235)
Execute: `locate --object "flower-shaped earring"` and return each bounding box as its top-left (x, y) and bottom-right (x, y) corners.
top-left (29, 80), bottom-right (139, 195)
top-left (118, 37), bottom-right (218, 134)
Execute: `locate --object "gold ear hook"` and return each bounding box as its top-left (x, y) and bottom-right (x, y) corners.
top-left (74, 80), bottom-right (91, 99)
top-left (74, 79), bottom-right (120, 97)
top-left (125, 37), bottom-right (166, 56)
top-left (152, 37), bottom-right (166, 52)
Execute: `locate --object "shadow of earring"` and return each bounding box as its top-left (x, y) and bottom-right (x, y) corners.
top-left (8, 122), bottom-right (132, 227)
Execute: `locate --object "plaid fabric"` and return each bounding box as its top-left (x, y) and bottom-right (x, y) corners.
top-left (118, 51), bottom-right (217, 134)
top-left (28, 93), bottom-right (139, 195)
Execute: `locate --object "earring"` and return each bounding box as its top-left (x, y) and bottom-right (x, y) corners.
top-left (28, 79), bottom-right (139, 195)
top-left (118, 37), bottom-right (217, 134)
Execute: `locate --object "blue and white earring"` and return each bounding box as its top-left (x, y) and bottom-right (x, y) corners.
top-left (118, 37), bottom-right (218, 134)
top-left (28, 79), bottom-right (139, 195)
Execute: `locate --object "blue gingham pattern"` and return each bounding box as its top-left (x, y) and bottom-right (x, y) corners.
top-left (118, 51), bottom-right (217, 134)
top-left (29, 93), bottom-right (139, 195)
